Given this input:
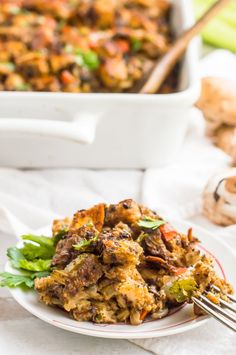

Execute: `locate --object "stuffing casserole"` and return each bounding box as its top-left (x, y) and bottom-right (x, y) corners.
top-left (34, 199), bottom-right (233, 325)
top-left (0, 0), bottom-right (178, 93)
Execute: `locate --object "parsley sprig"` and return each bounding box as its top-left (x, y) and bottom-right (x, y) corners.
top-left (138, 216), bottom-right (165, 230)
top-left (65, 45), bottom-right (100, 70)
top-left (73, 234), bottom-right (99, 251)
top-left (0, 230), bottom-right (66, 289)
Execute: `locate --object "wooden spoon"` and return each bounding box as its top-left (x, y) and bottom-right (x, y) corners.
top-left (139, 0), bottom-right (230, 94)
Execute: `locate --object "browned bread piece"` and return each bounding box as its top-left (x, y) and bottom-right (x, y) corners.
top-left (196, 77), bottom-right (236, 132)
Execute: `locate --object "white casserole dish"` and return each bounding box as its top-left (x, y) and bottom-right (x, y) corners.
top-left (0, 0), bottom-right (199, 169)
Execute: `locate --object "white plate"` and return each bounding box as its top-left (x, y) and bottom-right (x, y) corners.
top-left (5, 220), bottom-right (236, 339)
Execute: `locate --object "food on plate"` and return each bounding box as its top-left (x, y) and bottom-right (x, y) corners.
top-left (203, 169), bottom-right (236, 226)
top-left (0, 0), bottom-right (177, 93)
top-left (1, 199), bottom-right (233, 325)
top-left (196, 77), bottom-right (236, 165)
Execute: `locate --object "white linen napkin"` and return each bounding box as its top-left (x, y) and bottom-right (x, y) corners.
top-left (0, 50), bottom-right (236, 355)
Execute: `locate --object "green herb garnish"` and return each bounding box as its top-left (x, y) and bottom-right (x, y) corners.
top-left (7, 244), bottom-right (52, 272)
top-left (168, 278), bottom-right (197, 303)
top-left (136, 232), bottom-right (148, 244)
top-left (0, 272), bottom-right (34, 288)
top-left (131, 38), bottom-right (142, 52)
top-left (18, 259), bottom-right (52, 272)
top-left (138, 216), bottom-right (165, 230)
top-left (64, 45), bottom-right (100, 69)
top-left (75, 48), bottom-right (100, 70)
top-left (74, 234), bottom-right (99, 251)
top-left (21, 234), bottom-right (55, 260)
top-left (7, 247), bottom-right (25, 269)
top-left (0, 271), bottom-right (50, 289)
top-left (1, 234), bottom-right (56, 289)
top-left (82, 50), bottom-right (100, 70)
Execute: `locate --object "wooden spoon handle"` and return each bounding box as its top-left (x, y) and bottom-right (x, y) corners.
top-left (140, 0), bottom-right (230, 94)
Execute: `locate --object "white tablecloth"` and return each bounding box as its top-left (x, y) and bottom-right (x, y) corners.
top-left (0, 50), bottom-right (236, 355)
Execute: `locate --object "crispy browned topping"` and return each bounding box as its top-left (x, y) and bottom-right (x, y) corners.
top-left (35, 199), bottom-right (233, 325)
top-left (0, 0), bottom-right (178, 93)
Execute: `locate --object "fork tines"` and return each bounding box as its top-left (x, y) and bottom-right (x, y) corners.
top-left (192, 288), bottom-right (236, 332)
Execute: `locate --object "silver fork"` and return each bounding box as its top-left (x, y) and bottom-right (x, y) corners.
top-left (192, 286), bottom-right (236, 332)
